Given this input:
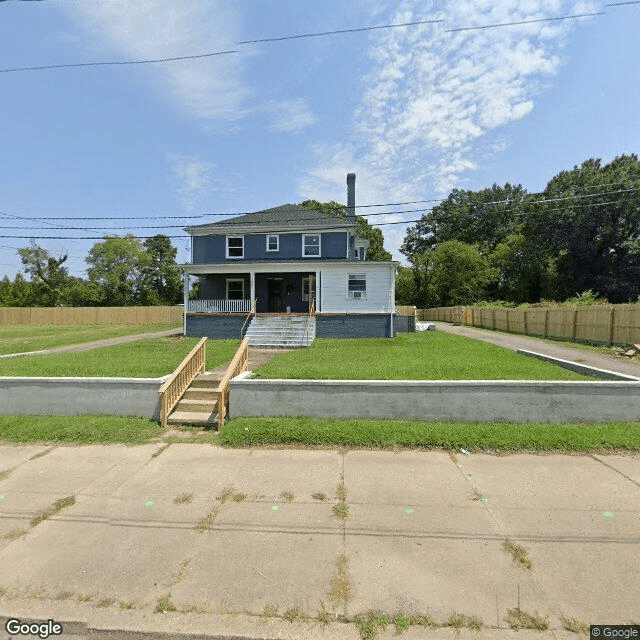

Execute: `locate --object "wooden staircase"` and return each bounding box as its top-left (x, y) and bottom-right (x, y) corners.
top-left (166, 373), bottom-right (220, 427)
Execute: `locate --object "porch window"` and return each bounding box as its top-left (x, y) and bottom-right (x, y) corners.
top-left (226, 236), bottom-right (244, 259)
top-left (266, 234), bottom-right (279, 252)
top-left (303, 234), bottom-right (321, 257)
top-left (226, 278), bottom-right (245, 300)
top-left (348, 274), bottom-right (366, 299)
top-left (302, 277), bottom-right (310, 301)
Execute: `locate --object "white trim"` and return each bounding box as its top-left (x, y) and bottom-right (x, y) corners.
top-left (188, 224), bottom-right (351, 237)
top-left (226, 278), bottom-right (245, 300)
top-left (266, 234), bottom-right (279, 252)
top-left (226, 235), bottom-right (244, 259)
top-left (180, 260), bottom-right (399, 276)
top-left (302, 234), bottom-right (321, 258)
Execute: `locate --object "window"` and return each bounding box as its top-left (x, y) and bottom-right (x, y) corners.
top-left (302, 234), bottom-right (321, 257)
top-left (348, 274), bottom-right (366, 299)
top-left (226, 236), bottom-right (244, 259)
top-left (302, 277), bottom-right (310, 301)
top-left (266, 235), bottom-right (279, 252)
top-left (226, 278), bottom-right (244, 300)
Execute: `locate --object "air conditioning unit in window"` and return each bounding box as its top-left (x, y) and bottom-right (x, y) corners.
top-left (351, 291), bottom-right (364, 299)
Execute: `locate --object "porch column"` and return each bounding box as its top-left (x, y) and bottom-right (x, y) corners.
top-left (315, 270), bottom-right (320, 312)
top-left (182, 272), bottom-right (190, 336)
top-left (250, 272), bottom-right (255, 305)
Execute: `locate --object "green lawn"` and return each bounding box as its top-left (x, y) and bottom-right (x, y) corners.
top-left (0, 323), bottom-right (180, 355)
top-left (0, 337), bottom-right (239, 377)
top-left (1, 415), bottom-right (638, 452)
top-left (218, 418), bottom-right (640, 452)
top-left (254, 332), bottom-right (588, 380)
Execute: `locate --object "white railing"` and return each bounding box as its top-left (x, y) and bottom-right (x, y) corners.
top-left (188, 299), bottom-right (252, 313)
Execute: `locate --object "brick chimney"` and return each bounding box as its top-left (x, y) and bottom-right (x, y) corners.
top-left (347, 173), bottom-right (356, 224)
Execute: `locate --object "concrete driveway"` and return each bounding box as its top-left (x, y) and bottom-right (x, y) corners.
top-left (0, 443), bottom-right (638, 639)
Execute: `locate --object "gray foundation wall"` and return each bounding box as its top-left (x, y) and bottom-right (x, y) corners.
top-left (0, 377), bottom-right (165, 420)
top-left (186, 314), bottom-right (246, 339)
top-left (315, 314), bottom-right (394, 338)
top-left (230, 376), bottom-right (640, 423)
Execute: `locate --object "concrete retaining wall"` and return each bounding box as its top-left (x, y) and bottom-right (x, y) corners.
top-left (230, 374), bottom-right (640, 423)
top-left (0, 377), bottom-right (166, 420)
top-left (186, 314), bottom-right (246, 339)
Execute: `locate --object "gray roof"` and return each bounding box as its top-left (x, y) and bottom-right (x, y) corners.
top-left (186, 204), bottom-right (350, 232)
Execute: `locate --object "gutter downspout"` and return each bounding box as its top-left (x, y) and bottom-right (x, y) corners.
top-left (182, 271), bottom-right (189, 336)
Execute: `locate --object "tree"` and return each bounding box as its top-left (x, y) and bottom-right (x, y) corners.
top-left (537, 155), bottom-right (640, 303)
top-left (86, 235), bottom-right (150, 306)
top-left (401, 183), bottom-right (528, 261)
top-left (414, 241), bottom-right (494, 307)
top-left (17, 241), bottom-right (70, 306)
top-left (142, 235), bottom-right (183, 304)
top-left (394, 265), bottom-right (417, 305)
top-left (299, 200), bottom-right (393, 261)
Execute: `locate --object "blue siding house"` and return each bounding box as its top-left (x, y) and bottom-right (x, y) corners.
top-left (180, 174), bottom-right (398, 343)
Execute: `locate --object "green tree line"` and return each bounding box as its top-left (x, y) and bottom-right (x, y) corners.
top-left (396, 155), bottom-right (640, 307)
top-left (0, 234), bottom-right (183, 307)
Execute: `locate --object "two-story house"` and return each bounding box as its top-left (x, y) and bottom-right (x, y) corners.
top-left (180, 173), bottom-right (398, 345)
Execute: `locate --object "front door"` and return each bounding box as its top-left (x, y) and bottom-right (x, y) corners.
top-left (267, 278), bottom-right (283, 312)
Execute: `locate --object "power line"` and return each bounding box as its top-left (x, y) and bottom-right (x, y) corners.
top-left (444, 12), bottom-right (603, 32)
top-left (0, 10), bottom-right (614, 75)
top-left (238, 19), bottom-right (444, 44)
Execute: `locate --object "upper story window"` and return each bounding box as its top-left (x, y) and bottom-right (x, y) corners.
top-left (226, 236), bottom-right (244, 259)
top-left (266, 235), bottom-right (279, 252)
top-left (348, 274), bottom-right (367, 299)
top-left (303, 234), bottom-right (321, 257)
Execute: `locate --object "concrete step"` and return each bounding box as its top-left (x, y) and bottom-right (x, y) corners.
top-left (167, 410), bottom-right (217, 426)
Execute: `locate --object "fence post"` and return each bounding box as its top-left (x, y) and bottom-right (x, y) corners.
top-left (571, 308), bottom-right (578, 342)
top-left (544, 309), bottom-right (549, 338)
top-left (608, 306), bottom-right (615, 346)
top-left (523, 309), bottom-right (528, 336)
top-left (492, 308), bottom-right (496, 330)
top-left (506, 309), bottom-right (510, 333)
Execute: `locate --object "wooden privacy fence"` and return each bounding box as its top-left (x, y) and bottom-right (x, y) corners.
top-left (158, 337), bottom-right (207, 428)
top-left (0, 306), bottom-right (182, 326)
top-left (419, 304), bottom-right (640, 346)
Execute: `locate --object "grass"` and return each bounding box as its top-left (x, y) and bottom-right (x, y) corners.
top-left (354, 611), bottom-right (390, 640)
top-left (447, 612), bottom-right (483, 630)
top-left (219, 417), bottom-right (640, 451)
top-left (0, 336), bottom-right (239, 377)
top-left (253, 333), bottom-right (588, 381)
top-left (0, 415), bottom-right (163, 445)
top-left (0, 323), bottom-right (179, 356)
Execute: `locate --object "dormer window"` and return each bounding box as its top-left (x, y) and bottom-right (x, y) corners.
top-left (303, 234), bottom-right (321, 257)
top-left (226, 236), bottom-right (244, 259)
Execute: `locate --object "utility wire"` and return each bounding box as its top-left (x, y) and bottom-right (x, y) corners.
top-left (0, 10), bottom-right (612, 75)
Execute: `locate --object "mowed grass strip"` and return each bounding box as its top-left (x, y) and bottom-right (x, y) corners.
top-left (218, 417), bottom-right (640, 451)
top-left (0, 323), bottom-right (179, 355)
top-left (0, 415), bottom-right (163, 444)
top-left (0, 337), bottom-right (239, 377)
top-left (253, 333), bottom-right (588, 380)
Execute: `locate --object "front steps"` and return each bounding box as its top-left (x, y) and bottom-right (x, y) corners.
top-left (166, 373), bottom-right (220, 426)
top-left (244, 315), bottom-right (315, 348)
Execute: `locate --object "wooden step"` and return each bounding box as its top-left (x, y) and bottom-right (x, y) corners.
top-left (175, 398), bottom-right (218, 413)
top-left (194, 373), bottom-right (222, 388)
top-left (182, 386), bottom-right (217, 400)
top-left (167, 409), bottom-right (217, 426)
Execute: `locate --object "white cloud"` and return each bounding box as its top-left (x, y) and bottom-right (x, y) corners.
top-left (268, 99), bottom-right (317, 133)
top-left (168, 153), bottom-right (217, 210)
top-left (66, 0), bottom-right (249, 120)
top-left (301, 0), bottom-right (598, 260)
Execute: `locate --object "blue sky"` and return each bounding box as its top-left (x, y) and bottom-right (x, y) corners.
top-left (1, 0), bottom-right (639, 279)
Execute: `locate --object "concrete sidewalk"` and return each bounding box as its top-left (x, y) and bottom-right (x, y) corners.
top-left (0, 328), bottom-right (182, 359)
top-left (433, 322), bottom-right (640, 378)
top-left (0, 443), bottom-right (638, 639)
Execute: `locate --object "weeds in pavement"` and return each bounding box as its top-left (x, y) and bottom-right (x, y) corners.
top-left (173, 492), bottom-right (193, 504)
top-left (119, 601), bottom-right (134, 610)
top-left (328, 553), bottom-right (351, 606)
top-left (316, 601), bottom-right (333, 628)
top-left (503, 538), bottom-right (533, 570)
top-left (447, 612), bottom-right (483, 630)
top-left (260, 603), bottom-right (278, 620)
top-left (394, 614), bottom-right (412, 634)
top-left (312, 492), bottom-right (327, 501)
top-left (232, 492), bottom-right (247, 502)
top-left (280, 490), bottom-right (294, 503)
top-left (506, 607), bottom-right (549, 631)
top-left (30, 495), bottom-right (76, 528)
top-left (54, 591), bottom-right (73, 600)
top-left (354, 610), bottom-right (390, 640)
top-left (151, 444), bottom-right (170, 458)
top-left (96, 598), bottom-right (114, 608)
top-left (333, 502), bottom-right (349, 520)
top-left (154, 594), bottom-right (177, 613)
top-left (561, 616), bottom-right (589, 635)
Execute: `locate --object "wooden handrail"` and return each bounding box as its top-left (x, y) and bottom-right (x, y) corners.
top-left (215, 337), bottom-right (249, 429)
top-left (241, 298), bottom-right (257, 339)
top-left (158, 337), bottom-right (206, 428)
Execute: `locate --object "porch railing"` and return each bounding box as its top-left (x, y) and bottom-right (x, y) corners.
top-left (241, 298), bottom-right (257, 339)
top-left (216, 337), bottom-right (249, 428)
top-left (158, 336), bottom-right (206, 428)
top-left (188, 299), bottom-right (252, 313)
top-left (309, 296), bottom-right (316, 316)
